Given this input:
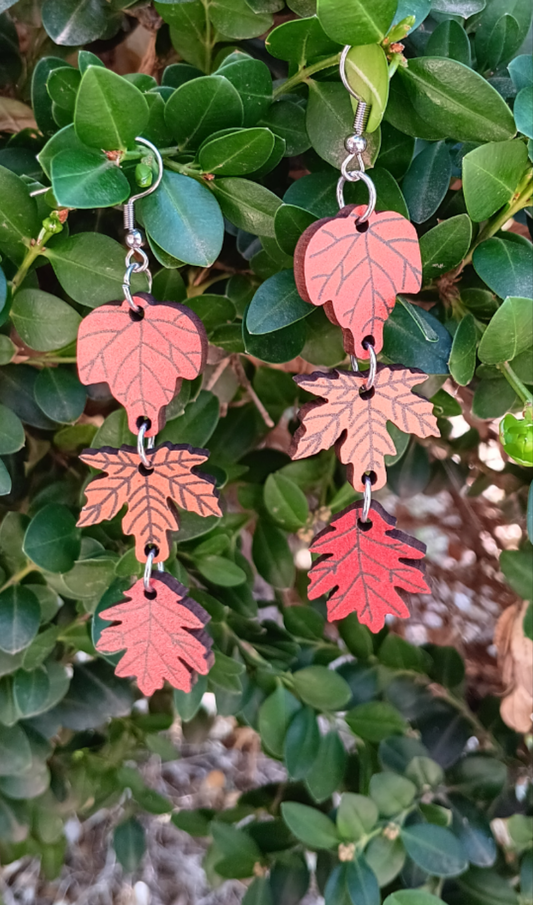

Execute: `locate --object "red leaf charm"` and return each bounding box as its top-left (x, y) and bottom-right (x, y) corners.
top-left (77, 293), bottom-right (207, 437)
top-left (294, 206), bottom-right (422, 357)
top-left (291, 365), bottom-right (439, 491)
top-left (96, 572), bottom-right (214, 696)
top-left (78, 442), bottom-right (222, 562)
top-left (308, 501), bottom-right (430, 632)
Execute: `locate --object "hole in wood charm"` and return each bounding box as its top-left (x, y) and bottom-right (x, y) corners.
top-left (77, 442), bottom-right (222, 562)
top-left (290, 365), bottom-right (439, 491)
top-left (308, 500), bottom-right (430, 632)
top-left (77, 292), bottom-right (207, 437)
top-left (96, 571), bottom-right (214, 696)
top-left (294, 205), bottom-right (422, 357)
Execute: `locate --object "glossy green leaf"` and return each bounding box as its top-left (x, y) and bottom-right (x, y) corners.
top-left (0, 586), bottom-right (41, 654)
top-left (369, 772), bottom-right (417, 817)
top-left (23, 503), bottom-right (81, 573)
top-left (448, 314), bottom-right (477, 386)
top-left (306, 81), bottom-right (358, 169)
top-left (0, 462), bottom-right (11, 496)
top-left (426, 19), bottom-right (471, 65)
top-left (267, 16), bottom-right (340, 67)
top-left (478, 296), bottom-right (533, 363)
top-left (378, 122), bottom-right (415, 180)
top-left (345, 44), bottom-right (389, 133)
top-left (454, 867), bottom-right (519, 905)
top-left (472, 376), bottom-right (518, 418)
top-left (31, 56), bottom-right (72, 137)
top-left (475, 238), bottom-right (532, 301)
top-left (42, 0), bottom-right (111, 46)
top-left (34, 369), bottom-right (86, 423)
top-left (383, 893), bottom-right (442, 905)
top-left (261, 98), bottom-right (310, 157)
top-left (463, 141), bottom-right (528, 222)
top-left (252, 519), bottom-right (295, 588)
top-left (263, 473), bottom-right (309, 531)
top-left (337, 793), bottom-right (378, 841)
top-left (159, 390), bottom-right (219, 447)
top-left (514, 86), bottom-right (533, 139)
top-left (0, 723), bottom-right (32, 776)
top-left (383, 302), bottom-right (452, 373)
top-left (500, 548), bottom-right (533, 599)
top-left (166, 76), bottom-right (243, 150)
top-left (114, 817), bottom-right (146, 871)
top-left (258, 684), bottom-right (300, 757)
top-left (51, 147), bottom-right (130, 208)
top-left (449, 794), bottom-right (497, 868)
top-left (347, 702), bottom-right (408, 743)
top-left (284, 705), bottom-right (320, 779)
top-left (317, 0), bottom-right (396, 45)
top-left (75, 67), bottom-right (149, 150)
top-left (209, 0), bottom-right (272, 39)
top-left (0, 404), bottom-right (24, 455)
top-left (47, 66), bottom-right (80, 114)
top-left (218, 55), bottom-right (272, 127)
top-left (212, 177), bottom-right (281, 238)
top-left (281, 802), bottom-right (340, 849)
top-left (306, 731), bottom-right (346, 803)
top-left (0, 164), bottom-right (39, 265)
top-left (247, 270), bottom-right (311, 334)
top-left (366, 836), bottom-right (406, 888)
top-left (420, 214), bottom-right (472, 284)
top-left (402, 141), bottom-right (451, 223)
top-left (400, 823), bottom-right (468, 877)
top-left (292, 666), bottom-right (351, 711)
top-left (199, 128), bottom-right (274, 176)
top-left (139, 171), bottom-right (224, 267)
top-left (10, 289), bottom-right (81, 352)
top-left (12, 666), bottom-right (50, 718)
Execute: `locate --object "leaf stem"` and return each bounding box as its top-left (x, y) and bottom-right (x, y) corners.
top-left (499, 362), bottom-right (533, 406)
top-left (10, 226), bottom-right (55, 294)
top-left (0, 562), bottom-right (35, 594)
top-left (462, 167), bottom-right (533, 268)
top-left (272, 52), bottom-right (342, 100)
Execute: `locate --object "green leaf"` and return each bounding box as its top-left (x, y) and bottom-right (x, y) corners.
top-left (378, 122), bottom-right (415, 180)
top-left (284, 705), bottom-right (320, 779)
top-left (509, 55), bottom-right (533, 92)
top-left (261, 98), bottom-right (310, 157)
top-left (527, 482), bottom-right (533, 545)
top-left (281, 802), bottom-right (340, 850)
top-left (199, 128), bottom-right (274, 176)
top-left (41, 0), bottom-right (111, 45)
top-left (252, 519), bottom-right (295, 589)
top-left (345, 856), bottom-right (380, 905)
top-left (195, 555), bottom-right (246, 587)
top-left (369, 772), bottom-right (417, 817)
top-left (472, 376), bottom-right (517, 418)
top-left (12, 666), bottom-right (50, 718)
top-left (306, 81), bottom-right (359, 169)
top-left (34, 369), bottom-right (86, 423)
top-left (51, 147), bottom-right (130, 208)
top-left (402, 141), bottom-right (451, 224)
top-left (383, 893), bottom-right (442, 905)
top-left (267, 16), bottom-right (340, 67)
top-left (159, 390), bottom-right (219, 447)
top-left (426, 19), bottom-right (471, 65)
top-left (209, 0), bottom-right (272, 39)
top-left (455, 867), bottom-right (519, 905)
top-left (212, 177), bottom-right (281, 238)
top-left (32, 56), bottom-right (73, 137)
top-left (463, 141), bottom-right (528, 222)
top-left (346, 702), bottom-right (407, 743)
top-left (378, 634), bottom-right (431, 673)
top-left (337, 793), bottom-right (378, 841)
top-left (292, 666), bottom-right (351, 711)
top-left (47, 66), bottom-right (81, 113)
top-left (45, 232), bottom-right (146, 307)
top-left (0, 403), bottom-right (24, 455)
top-left (449, 794), bottom-right (497, 868)
top-left (10, 289), bottom-right (81, 352)
top-left (478, 296), bottom-right (533, 363)
top-left (338, 613), bottom-right (373, 659)
top-left (0, 460), bottom-right (11, 497)
top-left (247, 270), bottom-right (311, 335)
top-left (173, 673), bottom-right (207, 722)
top-left (475, 1), bottom-right (528, 71)
top-left (23, 503), bottom-right (81, 573)
top-left (400, 823), bottom-right (468, 877)
top-left (38, 123), bottom-right (87, 180)
top-left (317, 0), bottom-right (396, 44)
top-left (274, 204), bottom-right (316, 256)
top-left (218, 55), bottom-right (272, 127)
top-left (75, 67), bottom-right (149, 150)
top-left (515, 86), bottom-right (533, 139)
top-left (365, 835), bottom-right (406, 888)
top-left (259, 684), bottom-right (300, 757)
top-left (139, 171), bottom-right (224, 267)
top-left (393, 58), bottom-right (516, 143)
top-left (0, 723), bottom-right (32, 776)
top-left (165, 76), bottom-right (243, 150)
top-left (500, 549), bottom-right (533, 599)
top-left (263, 473), bottom-right (309, 531)
top-left (345, 44), bottom-right (389, 133)
top-left (0, 164), bottom-right (39, 265)
top-left (449, 313), bottom-right (477, 386)
top-left (113, 817), bottom-right (146, 871)
top-left (420, 214), bottom-right (472, 284)
top-left (426, 644), bottom-right (465, 688)
top-left (306, 731), bottom-right (347, 802)
top-left (474, 240), bottom-right (533, 301)
top-left (211, 822), bottom-right (261, 878)
top-left (382, 303), bottom-right (452, 374)
top-left (242, 877), bottom-right (274, 905)
top-left (0, 586), bottom-right (41, 654)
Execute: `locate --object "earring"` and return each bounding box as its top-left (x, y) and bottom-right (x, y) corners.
top-left (76, 138), bottom-right (217, 695)
top-left (290, 48), bottom-right (440, 632)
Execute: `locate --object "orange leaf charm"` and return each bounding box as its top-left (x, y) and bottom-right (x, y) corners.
top-left (294, 205), bottom-right (422, 357)
top-left (78, 443), bottom-right (222, 562)
top-left (96, 572), bottom-right (214, 696)
top-left (77, 293), bottom-right (207, 437)
top-left (291, 365), bottom-right (439, 491)
top-left (308, 501), bottom-right (430, 631)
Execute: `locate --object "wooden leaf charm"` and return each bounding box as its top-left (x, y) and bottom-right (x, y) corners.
top-left (96, 572), bottom-right (214, 696)
top-left (308, 501), bottom-right (430, 632)
top-left (78, 442), bottom-right (222, 562)
top-left (77, 292), bottom-right (207, 437)
top-left (291, 365), bottom-right (439, 491)
top-left (294, 205), bottom-right (422, 357)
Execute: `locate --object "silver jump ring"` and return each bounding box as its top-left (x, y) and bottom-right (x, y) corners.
top-left (144, 547), bottom-right (156, 590)
top-left (137, 420), bottom-right (152, 468)
top-left (337, 170), bottom-right (377, 220)
top-left (363, 341), bottom-right (377, 391)
top-left (362, 474), bottom-right (372, 523)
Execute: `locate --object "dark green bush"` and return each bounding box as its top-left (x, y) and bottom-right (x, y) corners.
top-left (0, 0), bottom-right (532, 901)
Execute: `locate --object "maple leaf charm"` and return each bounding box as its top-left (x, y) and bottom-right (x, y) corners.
top-left (291, 365), bottom-right (439, 491)
top-left (96, 572), bottom-right (214, 696)
top-left (78, 442), bottom-right (222, 562)
top-left (294, 205), bottom-right (422, 357)
top-left (308, 501), bottom-right (430, 632)
top-left (77, 293), bottom-right (207, 437)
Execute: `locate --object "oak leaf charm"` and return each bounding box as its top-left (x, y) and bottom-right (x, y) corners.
top-left (77, 293), bottom-right (207, 437)
top-left (308, 501), bottom-right (430, 632)
top-left (96, 572), bottom-right (214, 696)
top-left (294, 206), bottom-right (422, 357)
top-left (78, 443), bottom-right (222, 562)
top-left (291, 365), bottom-right (439, 491)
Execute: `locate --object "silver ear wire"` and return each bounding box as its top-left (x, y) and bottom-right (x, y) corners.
top-left (337, 47), bottom-right (376, 221)
top-left (122, 137), bottom-right (163, 311)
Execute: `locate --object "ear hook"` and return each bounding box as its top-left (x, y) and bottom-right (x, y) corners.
top-left (122, 136), bottom-right (163, 311)
top-left (339, 46), bottom-right (371, 134)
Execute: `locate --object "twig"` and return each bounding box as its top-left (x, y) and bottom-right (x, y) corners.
top-left (230, 355), bottom-right (274, 428)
